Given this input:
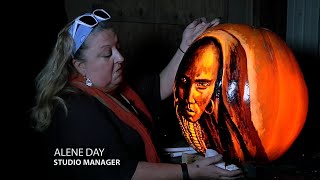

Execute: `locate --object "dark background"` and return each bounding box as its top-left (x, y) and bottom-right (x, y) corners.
top-left (13, 0), bottom-right (319, 179)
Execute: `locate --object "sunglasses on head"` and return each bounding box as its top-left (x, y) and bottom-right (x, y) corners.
top-left (69, 9), bottom-right (111, 54)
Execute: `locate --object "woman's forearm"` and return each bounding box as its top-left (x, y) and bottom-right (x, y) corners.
top-left (159, 48), bottom-right (184, 100)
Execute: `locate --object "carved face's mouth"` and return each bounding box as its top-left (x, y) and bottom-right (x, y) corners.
top-left (179, 107), bottom-right (198, 123)
top-left (185, 107), bottom-right (195, 115)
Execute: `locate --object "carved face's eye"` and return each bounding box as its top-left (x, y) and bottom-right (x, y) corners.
top-left (197, 81), bottom-right (210, 89)
top-left (180, 77), bottom-right (187, 84)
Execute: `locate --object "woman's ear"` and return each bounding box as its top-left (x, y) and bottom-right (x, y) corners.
top-left (72, 59), bottom-right (86, 76)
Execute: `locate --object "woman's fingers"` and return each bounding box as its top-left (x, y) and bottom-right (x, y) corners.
top-left (197, 155), bottom-right (223, 166)
top-left (208, 17), bottom-right (221, 28)
top-left (219, 168), bottom-right (243, 177)
top-left (186, 18), bottom-right (201, 29)
top-left (200, 17), bottom-right (208, 23)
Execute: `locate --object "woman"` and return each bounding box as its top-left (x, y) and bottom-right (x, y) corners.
top-left (31, 9), bottom-right (242, 179)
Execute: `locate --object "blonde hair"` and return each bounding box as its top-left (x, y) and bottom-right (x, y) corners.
top-left (31, 20), bottom-right (113, 131)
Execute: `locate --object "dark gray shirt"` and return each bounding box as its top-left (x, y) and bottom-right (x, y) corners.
top-left (46, 74), bottom-right (161, 180)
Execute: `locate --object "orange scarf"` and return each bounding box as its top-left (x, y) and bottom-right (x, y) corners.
top-left (70, 75), bottom-right (160, 163)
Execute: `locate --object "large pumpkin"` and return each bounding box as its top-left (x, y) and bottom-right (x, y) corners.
top-left (173, 23), bottom-right (308, 165)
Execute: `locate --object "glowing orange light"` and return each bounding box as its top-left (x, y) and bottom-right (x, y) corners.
top-left (174, 24), bottom-right (308, 164)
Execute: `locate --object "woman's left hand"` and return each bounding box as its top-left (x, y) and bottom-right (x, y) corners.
top-left (180, 17), bottom-right (220, 53)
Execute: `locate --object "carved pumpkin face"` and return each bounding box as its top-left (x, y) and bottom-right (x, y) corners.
top-left (173, 23), bottom-right (308, 164)
top-left (175, 40), bottom-right (220, 122)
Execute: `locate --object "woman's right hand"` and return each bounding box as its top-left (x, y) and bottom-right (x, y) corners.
top-left (188, 154), bottom-right (244, 179)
